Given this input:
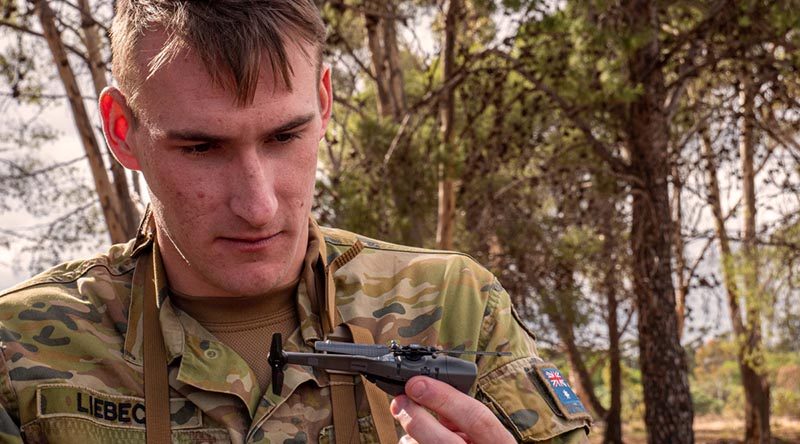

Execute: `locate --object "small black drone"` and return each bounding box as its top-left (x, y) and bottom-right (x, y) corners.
top-left (267, 333), bottom-right (510, 396)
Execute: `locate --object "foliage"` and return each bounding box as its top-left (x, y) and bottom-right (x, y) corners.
top-left (691, 339), bottom-right (800, 418)
top-left (1, 0), bottom-right (800, 440)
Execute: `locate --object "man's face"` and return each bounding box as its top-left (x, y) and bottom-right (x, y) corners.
top-left (124, 34), bottom-right (331, 297)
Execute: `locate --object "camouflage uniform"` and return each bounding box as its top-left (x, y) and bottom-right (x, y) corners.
top-left (0, 214), bottom-right (591, 443)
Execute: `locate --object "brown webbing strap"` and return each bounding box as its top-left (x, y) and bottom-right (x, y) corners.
top-left (325, 240), bottom-right (397, 443)
top-left (347, 324), bottom-right (399, 444)
top-left (330, 372), bottom-right (359, 444)
top-left (142, 248), bottom-right (172, 443)
top-left (325, 245), bottom-right (358, 444)
top-left (324, 241), bottom-right (364, 333)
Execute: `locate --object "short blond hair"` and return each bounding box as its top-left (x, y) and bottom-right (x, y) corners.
top-left (110, 0), bottom-right (326, 109)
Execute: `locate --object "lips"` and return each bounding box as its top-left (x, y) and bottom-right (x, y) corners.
top-left (216, 231), bottom-right (282, 253)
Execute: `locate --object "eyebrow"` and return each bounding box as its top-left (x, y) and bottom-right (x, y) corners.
top-left (164, 113), bottom-right (317, 142)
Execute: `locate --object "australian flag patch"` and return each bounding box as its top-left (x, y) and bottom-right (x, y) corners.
top-left (531, 362), bottom-right (590, 421)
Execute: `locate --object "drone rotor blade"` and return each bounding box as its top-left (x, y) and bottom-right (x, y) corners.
top-left (268, 333), bottom-right (286, 395)
top-left (314, 341), bottom-right (391, 357)
top-left (272, 368), bottom-right (284, 395)
top-left (440, 349), bottom-right (512, 356)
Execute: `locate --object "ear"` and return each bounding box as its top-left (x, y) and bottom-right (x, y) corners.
top-left (317, 65), bottom-right (332, 140)
top-left (100, 87), bottom-right (142, 170)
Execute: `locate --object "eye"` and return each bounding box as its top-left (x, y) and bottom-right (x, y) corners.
top-left (181, 143), bottom-right (216, 156)
top-left (273, 132), bottom-right (299, 143)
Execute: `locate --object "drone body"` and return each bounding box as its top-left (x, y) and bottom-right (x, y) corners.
top-left (267, 334), bottom-right (509, 396)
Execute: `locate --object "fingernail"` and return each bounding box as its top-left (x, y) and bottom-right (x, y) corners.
top-left (391, 395), bottom-right (407, 416)
top-left (408, 379), bottom-right (426, 399)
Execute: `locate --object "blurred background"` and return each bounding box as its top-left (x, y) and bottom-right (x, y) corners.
top-left (1, 1), bottom-right (799, 442)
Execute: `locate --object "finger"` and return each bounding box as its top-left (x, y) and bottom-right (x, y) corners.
top-left (404, 376), bottom-right (515, 444)
top-left (438, 416), bottom-right (472, 442)
top-left (439, 415), bottom-right (460, 431)
top-left (399, 434), bottom-right (420, 444)
top-left (391, 394), bottom-right (463, 444)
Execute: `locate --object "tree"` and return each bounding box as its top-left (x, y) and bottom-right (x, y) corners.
top-left (1, 0), bottom-right (141, 272)
top-left (510, 1), bottom-right (698, 439)
top-left (678, 2), bottom-right (800, 439)
top-left (435, 0), bottom-right (459, 250)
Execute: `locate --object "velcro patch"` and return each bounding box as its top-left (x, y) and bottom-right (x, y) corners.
top-left (530, 362), bottom-right (590, 421)
top-left (36, 384), bottom-right (202, 429)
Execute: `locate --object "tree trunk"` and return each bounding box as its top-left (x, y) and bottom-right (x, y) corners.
top-left (76, 0), bottom-right (141, 237)
top-left (560, 321), bottom-right (608, 420)
top-left (362, 2), bottom-right (422, 246)
top-left (701, 125), bottom-right (744, 339)
top-left (701, 99), bottom-right (770, 444)
top-left (549, 265), bottom-right (608, 420)
top-left (436, 0), bottom-right (459, 251)
top-left (738, 71), bottom-right (771, 444)
top-left (381, 3), bottom-right (406, 120)
top-left (364, 4), bottom-right (391, 119)
top-left (671, 160), bottom-right (688, 339)
top-left (624, 1), bottom-right (694, 442)
top-left (35, 0), bottom-right (128, 244)
top-left (600, 201), bottom-right (623, 444)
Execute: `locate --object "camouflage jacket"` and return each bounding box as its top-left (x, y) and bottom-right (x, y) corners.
top-left (0, 216), bottom-right (591, 443)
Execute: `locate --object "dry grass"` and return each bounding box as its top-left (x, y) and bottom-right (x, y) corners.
top-left (588, 416), bottom-right (800, 443)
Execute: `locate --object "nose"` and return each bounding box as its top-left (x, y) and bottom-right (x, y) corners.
top-left (229, 148), bottom-right (278, 227)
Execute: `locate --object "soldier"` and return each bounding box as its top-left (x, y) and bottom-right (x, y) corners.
top-left (0, 1), bottom-right (592, 443)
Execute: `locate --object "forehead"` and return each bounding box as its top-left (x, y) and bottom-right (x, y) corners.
top-left (130, 30), bottom-right (318, 128)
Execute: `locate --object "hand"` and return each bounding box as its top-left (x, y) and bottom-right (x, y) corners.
top-left (390, 376), bottom-right (516, 444)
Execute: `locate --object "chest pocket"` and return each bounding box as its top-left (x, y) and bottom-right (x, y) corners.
top-left (20, 384), bottom-right (230, 444)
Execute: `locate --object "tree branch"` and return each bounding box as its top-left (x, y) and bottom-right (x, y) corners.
top-left (0, 155), bottom-right (86, 180)
top-left (511, 66), bottom-right (636, 183)
top-left (0, 19), bottom-right (89, 63)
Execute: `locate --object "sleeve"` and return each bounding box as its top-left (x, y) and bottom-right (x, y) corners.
top-left (0, 345), bottom-right (23, 444)
top-left (475, 278), bottom-right (592, 443)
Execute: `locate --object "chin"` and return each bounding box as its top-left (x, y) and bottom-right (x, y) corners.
top-left (220, 270), bottom-right (286, 296)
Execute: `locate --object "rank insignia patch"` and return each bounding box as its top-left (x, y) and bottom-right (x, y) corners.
top-left (531, 362), bottom-right (590, 421)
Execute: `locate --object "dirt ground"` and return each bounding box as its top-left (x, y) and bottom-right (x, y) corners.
top-left (588, 416), bottom-right (800, 443)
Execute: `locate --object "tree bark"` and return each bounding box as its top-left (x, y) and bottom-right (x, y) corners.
top-left (600, 201), bottom-right (623, 444)
top-left (701, 88), bottom-right (771, 443)
top-left (701, 125), bottom-right (744, 339)
top-left (362, 1), bottom-right (422, 246)
top-left (76, 0), bottom-right (141, 237)
top-left (436, 0), bottom-right (459, 250)
top-left (381, 2), bottom-right (406, 120)
top-left (560, 322), bottom-right (608, 420)
top-left (671, 159), bottom-right (688, 339)
top-left (623, 1), bottom-right (694, 442)
top-left (738, 71), bottom-right (771, 444)
top-left (548, 264), bottom-right (608, 420)
top-left (364, 4), bottom-right (391, 119)
top-left (35, 0), bottom-right (128, 244)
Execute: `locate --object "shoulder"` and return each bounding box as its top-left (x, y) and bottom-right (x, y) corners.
top-left (1, 240), bottom-right (138, 298)
top-left (320, 226), bottom-right (495, 285)
top-left (321, 227), bottom-right (592, 441)
top-left (322, 226), bottom-right (499, 347)
top-left (0, 241), bottom-right (142, 431)
top-left (0, 240), bottom-right (138, 336)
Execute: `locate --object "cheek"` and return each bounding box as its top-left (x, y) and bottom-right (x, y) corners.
top-left (147, 169), bottom-right (217, 221)
top-left (291, 149), bottom-right (318, 197)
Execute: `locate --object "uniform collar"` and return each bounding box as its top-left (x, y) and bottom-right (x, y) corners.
top-left (296, 218), bottom-right (327, 346)
top-left (130, 205), bottom-right (155, 258)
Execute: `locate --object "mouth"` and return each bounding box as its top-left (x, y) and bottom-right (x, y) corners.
top-left (216, 232), bottom-right (283, 253)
